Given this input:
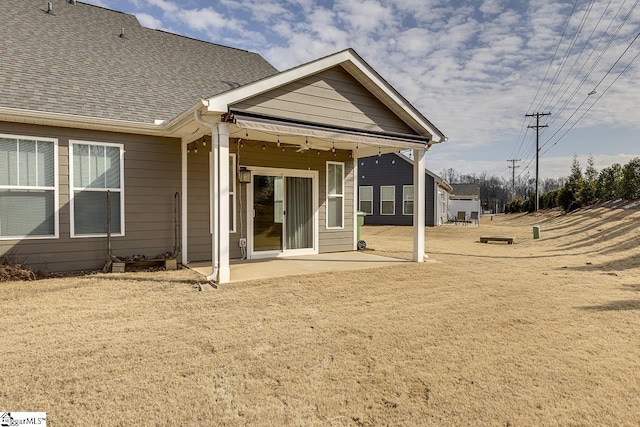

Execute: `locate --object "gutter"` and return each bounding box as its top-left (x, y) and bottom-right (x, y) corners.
top-left (0, 106), bottom-right (168, 136)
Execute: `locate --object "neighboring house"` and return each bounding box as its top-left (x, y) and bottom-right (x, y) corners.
top-left (358, 153), bottom-right (451, 226)
top-left (0, 0), bottom-right (446, 283)
top-left (449, 184), bottom-right (482, 221)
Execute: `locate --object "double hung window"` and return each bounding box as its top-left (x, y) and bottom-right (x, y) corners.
top-left (0, 135), bottom-right (57, 238)
top-left (359, 186), bottom-right (373, 215)
top-left (380, 185), bottom-right (395, 215)
top-left (70, 141), bottom-right (124, 237)
top-left (403, 185), bottom-right (414, 215)
top-left (326, 162), bottom-right (344, 228)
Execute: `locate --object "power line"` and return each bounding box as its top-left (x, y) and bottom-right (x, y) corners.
top-left (541, 29), bottom-right (640, 153)
top-left (534, 0), bottom-right (595, 112)
top-left (545, 0), bottom-right (614, 119)
top-left (537, 0), bottom-right (597, 112)
top-left (527, 0), bottom-right (579, 115)
top-left (541, 44), bottom-right (640, 156)
top-left (541, 0), bottom-right (639, 136)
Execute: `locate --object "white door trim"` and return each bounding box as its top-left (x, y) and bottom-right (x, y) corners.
top-left (246, 166), bottom-right (319, 260)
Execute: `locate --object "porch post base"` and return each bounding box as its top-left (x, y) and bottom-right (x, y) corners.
top-left (218, 266), bottom-right (231, 284)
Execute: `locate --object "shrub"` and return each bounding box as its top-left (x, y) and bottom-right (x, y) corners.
top-left (0, 256), bottom-right (37, 282)
top-left (620, 157), bottom-right (640, 200)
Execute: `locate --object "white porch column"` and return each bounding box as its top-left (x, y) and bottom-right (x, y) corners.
top-left (352, 156), bottom-right (358, 250)
top-left (217, 122), bottom-right (231, 283)
top-left (180, 139), bottom-right (188, 264)
top-left (209, 130), bottom-right (219, 282)
top-left (413, 148), bottom-right (426, 262)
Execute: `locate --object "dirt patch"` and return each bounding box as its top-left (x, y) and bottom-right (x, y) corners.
top-left (1, 207), bottom-right (639, 425)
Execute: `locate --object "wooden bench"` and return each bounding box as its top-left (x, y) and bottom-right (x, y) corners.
top-left (480, 236), bottom-right (515, 244)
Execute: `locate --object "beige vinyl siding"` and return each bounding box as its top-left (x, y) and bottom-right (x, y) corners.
top-left (0, 122), bottom-right (181, 272)
top-left (231, 66), bottom-right (416, 135)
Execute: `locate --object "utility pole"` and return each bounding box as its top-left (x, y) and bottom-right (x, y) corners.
top-left (526, 112), bottom-right (550, 211)
top-left (507, 159), bottom-right (521, 201)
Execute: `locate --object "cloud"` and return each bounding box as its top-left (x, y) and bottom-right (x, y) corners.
top-left (145, 0), bottom-right (178, 13)
top-left (135, 12), bottom-right (164, 29)
top-left (115, 0), bottom-right (638, 180)
top-left (479, 0), bottom-right (503, 16)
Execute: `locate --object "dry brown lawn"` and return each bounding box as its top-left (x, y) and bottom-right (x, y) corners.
top-left (2, 202), bottom-right (640, 426)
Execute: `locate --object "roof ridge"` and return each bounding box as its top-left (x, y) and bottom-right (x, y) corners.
top-left (150, 28), bottom-right (258, 55)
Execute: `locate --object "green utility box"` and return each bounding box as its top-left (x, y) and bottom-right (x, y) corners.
top-left (533, 225), bottom-right (541, 239)
top-left (356, 211), bottom-right (366, 250)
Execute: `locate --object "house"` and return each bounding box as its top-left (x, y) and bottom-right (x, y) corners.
top-left (449, 184), bottom-right (482, 221)
top-left (358, 153), bottom-right (451, 226)
top-left (0, 0), bottom-right (446, 283)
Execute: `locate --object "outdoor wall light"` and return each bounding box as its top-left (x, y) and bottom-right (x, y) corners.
top-left (238, 167), bottom-right (251, 183)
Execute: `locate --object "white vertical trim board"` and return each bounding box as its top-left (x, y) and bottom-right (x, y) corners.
top-left (229, 153), bottom-right (237, 234)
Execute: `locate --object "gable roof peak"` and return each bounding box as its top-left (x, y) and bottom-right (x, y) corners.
top-left (205, 48), bottom-right (446, 143)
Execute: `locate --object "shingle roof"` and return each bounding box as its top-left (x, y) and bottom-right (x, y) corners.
top-left (1, 0), bottom-right (278, 123)
top-left (451, 183), bottom-right (481, 196)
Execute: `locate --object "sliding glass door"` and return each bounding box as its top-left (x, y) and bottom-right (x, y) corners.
top-left (286, 176), bottom-right (313, 250)
top-left (251, 169), bottom-right (316, 258)
top-left (253, 175), bottom-right (283, 252)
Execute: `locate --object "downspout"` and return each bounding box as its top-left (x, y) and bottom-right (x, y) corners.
top-left (194, 109), bottom-right (219, 282)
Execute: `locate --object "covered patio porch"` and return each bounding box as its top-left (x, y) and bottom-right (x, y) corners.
top-left (172, 49), bottom-right (446, 284)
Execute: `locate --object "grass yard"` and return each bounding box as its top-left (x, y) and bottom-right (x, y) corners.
top-left (2, 202), bottom-right (640, 425)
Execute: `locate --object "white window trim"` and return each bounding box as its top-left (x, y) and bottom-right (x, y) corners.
top-left (403, 185), bottom-right (414, 216)
top-left (359, 185), bottom-right (373, 215)
top-left (229, 153), bottom-right (237, 234)
top-left (69, 140), bottom-right (125, 238)
top-left (0, 133), bottom-right (59, 240)
top-left (210, 152), bottom-right (238, 234)
top-left (326, 161), bottom-right (345, 230)
top-left (380, 185), bottom-right (395, 216)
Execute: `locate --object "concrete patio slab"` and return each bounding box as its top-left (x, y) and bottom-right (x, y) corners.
top-left (187, 251), bottom-right (407, 282)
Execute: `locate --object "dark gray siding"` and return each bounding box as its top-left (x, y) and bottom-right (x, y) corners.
top-left (0, 121), bottom-right (181, 272)
top-left (358, 153), bottom-right (437, 226)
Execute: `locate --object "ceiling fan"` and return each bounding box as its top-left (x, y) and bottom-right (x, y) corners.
top-left (295, 141), bottom-right (331, 152)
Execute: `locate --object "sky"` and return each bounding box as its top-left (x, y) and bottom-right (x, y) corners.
top-left (83, 0), bottom-right (639, 181)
